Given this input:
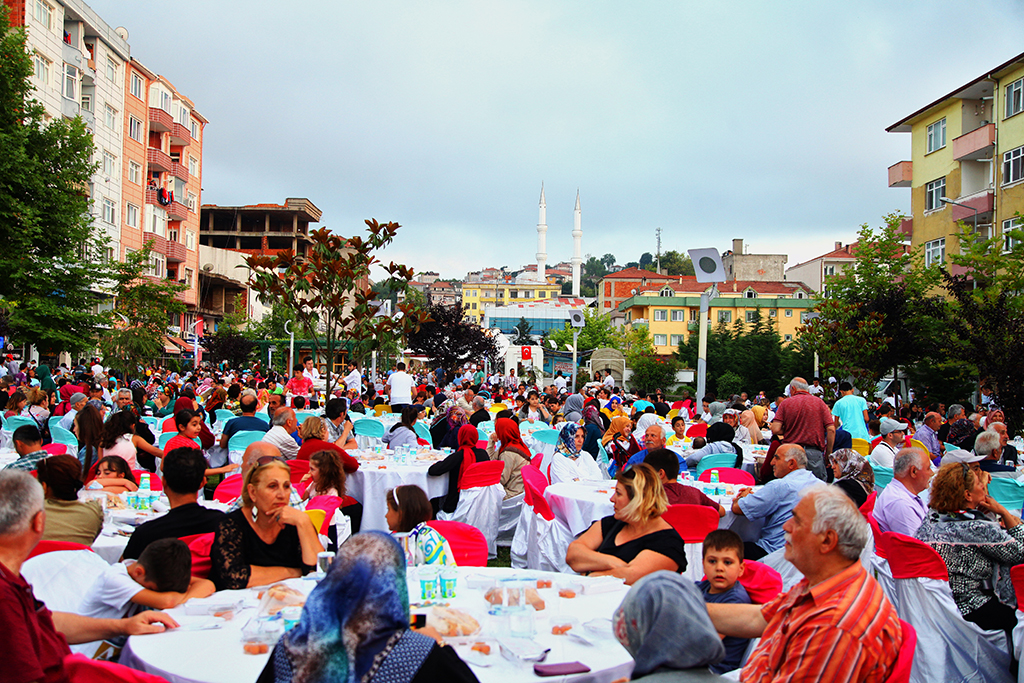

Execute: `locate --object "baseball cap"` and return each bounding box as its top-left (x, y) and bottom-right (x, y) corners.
top-left (940, 449), bottom-right (986, 466)
top-left (879, 418), bottom-right (910, 436)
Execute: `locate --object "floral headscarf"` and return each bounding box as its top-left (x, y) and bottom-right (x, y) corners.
top-left (446, 405), bottom-right (467, 431)
top-left (556, 422), bottom-right (584, 458)
top-left (583, 405), bottom-right (603, 428)
top-left (830, 448), bottom-right (874, 494)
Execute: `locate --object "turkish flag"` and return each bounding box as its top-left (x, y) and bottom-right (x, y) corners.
top-left (521, 346), bottom-right (532, 360)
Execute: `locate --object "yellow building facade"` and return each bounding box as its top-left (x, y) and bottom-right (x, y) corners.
top-left (462, 281), bottom-right (562, 323)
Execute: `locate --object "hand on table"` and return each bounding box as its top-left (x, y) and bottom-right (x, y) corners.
top-left (412, 625), bottom-right (445, 645)
top-left (124, 611), bottom-right (179, 635)
top-left (733, 487), bottom-right (753, 503)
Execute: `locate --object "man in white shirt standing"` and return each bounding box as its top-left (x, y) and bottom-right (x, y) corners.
top-left (386, 362), bottom-right (414, 412)
top-left (343, 364), bottom-right (362, 393)
top-left (302, 356), bottom-right (320, 384)
top-left (602, 370), bottom-right (615, 391)
top-left (91, 358), bottom-right (104, 379)
top-left (553, 371), bottom-right (567, 393)
top-left (870, 418), bottom-right (909, 469)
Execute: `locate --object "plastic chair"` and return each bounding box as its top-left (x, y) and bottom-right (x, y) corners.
top-left (909, 438), bottom-right (928, 454)
top-left (228, 429), bottom-right (266, 454)
top-left (353, 419), bottom-right (385, 438)
top-left (886, 620), bottom-right (917, 683)
top-left (736, 559), bottom-right (783, 604)
top-left (850, 438), bottom-right (870, 456)
top-left (437, 461), bottom-right (504, 558)
top-left (1010, 564), bottom-right (1024, 609)
top-left (304, 508), bottom-right (326, 531)
top-left (160, 416), bottom-right (177, 433)
top-left (698, 467), bottom-right (754, 485)
top-left (695, 452), bottom-right (738, 476)
top-left (426, 520), bottom-right (488, 567)
top-left (489, 403), bottom-right (508, 413)
top-left (26, 540), bottom-right (93, 559)
top-left (531, 429), bottom-right (561, 446)
top-left (414, 422), bottom-right (432, 443)
top-left (158, 433), bottom-right (201, 449)
top-left (255, 412), bottom-right (271, 423)
top-left (662, 504), bottom-right (720, 581)
top-left (294, 411), bottom-right (315, 424)
top-left (50, 426), bottom-right (78, 450)
top-left (522, 462), bottom-right (549, 493)
top-left (48, 415), bottom-right (64, 430)
top-left (286, 459), bottom-right (310, 483)
top-left (213, 473), bottom-right (243, 503)
top-left (42, 443), bottom-right (67, 456)
top-left (141, 416), bottom-right (160, 429)
top-left (873, 465), bottom-right (894, 490)
top-left (859, 490), bottom-right (877, 513)
top-left (214, 409), bottom-right (236, 425)
top-left (942, 442), bottom-right (958, 453)
top-left (306, 495), bottom-right (345, 535)
top-left (179, 533), bottom-right (214, 578)
top-left (5, 416), bottom-right (35, 432)
top-left (374, 404), bottom-right (392, 416)
top-left (667, 408), bottom-right (679, 419)
top-left (987, 477), bottom-right (1024, 515)
top-left (864, 511), bottom-right (887, 559)
top-left (685, 423), bottom-right (707, 438)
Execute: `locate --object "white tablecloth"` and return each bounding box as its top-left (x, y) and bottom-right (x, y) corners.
top-left (347, 452), bottom-right (448, 531)
top-left (122, 567), bottom-right (633, 683)
top-left (89, 497), bottom-right (230, 564)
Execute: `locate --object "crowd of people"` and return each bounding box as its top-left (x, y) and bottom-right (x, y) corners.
top-left (2, 351), bottom-right (1022, 681)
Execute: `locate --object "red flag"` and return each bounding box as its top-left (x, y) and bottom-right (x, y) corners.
top-left (521, 346), bottom-right (532, 360)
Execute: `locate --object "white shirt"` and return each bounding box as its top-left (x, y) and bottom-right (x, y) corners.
top-left (603, 374), bottom-right (615, 389)
top-left (303, 365), bottom-right (320, 382)
top-left (387, 371), bottom-right (414, 405)
top-left (77, 561), bottom-right (143, 619)
top-left (91, 363), bottom-right (103, 378)
top-left (547, 451), bottom-right (602, 484)
top-left (808, 384), bottom-right (824, 397)
top-left (261, 425), bottom-right (299, 459)
top-left (553, 376), bottom-right (567, 391)
top-left (344, 369), bottom-right (362, 392)
top-left (870, 440), bottom-right (899, 469)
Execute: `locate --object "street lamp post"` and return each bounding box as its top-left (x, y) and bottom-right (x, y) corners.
top-left (940, 196), bottom-right (980, 235)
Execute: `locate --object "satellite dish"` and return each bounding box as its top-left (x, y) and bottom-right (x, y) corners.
top-left (202, 263), bottom-right (214, 272)
top-left (687, 248), bottom-right (726, 284)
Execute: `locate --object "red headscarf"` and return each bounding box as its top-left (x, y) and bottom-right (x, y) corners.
top-left (494, 417), bottom-right (531, 460)
top-left (456, 424), bottom-right (480, 485)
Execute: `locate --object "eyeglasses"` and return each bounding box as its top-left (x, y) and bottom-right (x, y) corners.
top-left (255, 455), bottom-right (288, 466)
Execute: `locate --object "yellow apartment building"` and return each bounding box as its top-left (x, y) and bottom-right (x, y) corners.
top-left (888, 51), bottom-right (1024, 266)
top-left (462, 280), bottom-right (562, 324)
top-left (618, 278), bottom-right (815, 355)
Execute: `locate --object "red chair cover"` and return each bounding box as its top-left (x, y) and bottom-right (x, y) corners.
top-left (522, 476), bottom-right (555, 521)
top-left (426, 520), bottom-right (488, 566)
top-left (419, 438), bottom-right (432, 447)
top-left (475, 440), bottom-right (488, 450)
top-left (685, 423), bottom-right (707, 438)
top-left (671, 401), bottom-right (685, 410)
top-left (286, 459), bottom-right (310, 484)
top-left (1011, 564), bottom-right (1024, 609)
top-left (882, 532), bottom-right (949, 581)
top-left (662, 504), bottom-right (719, 544)
top-left (885, 620), bottom-right (917, 683)
top-left (179, 533), bottom-right (214, 578)
top-left (213, 473), bottom-right (243, 503)
top-left (132, 471), bottom-right (162, 491)
top-left (306, 495), bottom-right (345, 535)
top-left (521, 465), bottom-right (549, 497)
top-left (458, 460), bottom-right (503, 490)
top-left (27, 540), bottom-right (93, 560)
top-left (697, 467), bottom-right (754, 485)
top-left (737, 559), bottom-right (783, 604)
top-left (865, 511), bottom-right (887, 559)
top-left (860, 490), bottom-right (877, 514)
top-left (42, 443), bottom-right (67, 456)
top-left (63, 653), bottom-right (169, 683)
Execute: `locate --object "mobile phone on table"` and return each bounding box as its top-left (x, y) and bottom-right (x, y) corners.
top-left (534, 662), bottom-right (591, 677)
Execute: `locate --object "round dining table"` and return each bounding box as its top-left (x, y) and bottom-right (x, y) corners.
top-left (122, 566), bottom-right (635, 683)
top-left (346, 449), bottom-right (449, 531)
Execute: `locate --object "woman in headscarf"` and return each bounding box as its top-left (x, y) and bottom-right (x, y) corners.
top-left (602, 396), bottom-right (629, 422)
top-left (486, 417), bottom-right (533, 499)
top-left (739, 407), bottom-right (765, 445)
top-left (613, 571), bottom-right (726, 678)
top-left (427, 424), bottom-right (488, 514)
top-left (684, 422), bottom-right (743, 470)
top-left (563, 394), bottom-right (585, 423)
top-left (705, 401), bottom-right (727, 425)
top-left (437, 406), bottom-right (468, 451)
top-left (260, 532), bottom-right (477, 683)
top-left (546, 422), bottom-right (603, 484)
top-left (603, 415), bottom-right (641, 477)
top-left (580, 403), bottom-right (605, 460)
top-left (36, 364), bottom-right (57, 399)
top-left (427, 402), bottom-right (455, 448)
top-left (829, 448), bottom-right (875, 508)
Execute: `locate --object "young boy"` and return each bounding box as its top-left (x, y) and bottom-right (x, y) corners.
top-left (285, 365), bottom-right (313, 401)
top-left (666, 415), bottom-right (688, 446)
top-left (696, 530), bottom-right (751, 674)
top-left (164, 409), bottom-right (203, 453)
top-left (77, 538), bottom-right (214, 619)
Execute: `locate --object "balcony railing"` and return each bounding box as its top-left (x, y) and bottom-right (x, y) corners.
top-left (170, 162), bottom-right (189, 182)
top-left (888, 161), bottom-right (912, 188)
top-left (949, 191), bottom-right (994, 223)
top-left (149, 107), bottom-right (172, 132)
top-left (899, 217), bottom-right (913, 239)
top-left (167, 200), bottom-right (188, 221)
top-left (147, 147), bottom-right (172, 173)
top-left (164, 239), bottom-right (187, 263)
top-left (170, 122), bottom-right (191, 147)
top-left (953, 123), bottom-right (995, 161)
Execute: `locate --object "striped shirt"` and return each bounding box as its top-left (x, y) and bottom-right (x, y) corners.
top-left (742, 561), bottom-right (902, 683)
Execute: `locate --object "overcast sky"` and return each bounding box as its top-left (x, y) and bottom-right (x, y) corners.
top-left (86, 0), bottom-right (1024, 280)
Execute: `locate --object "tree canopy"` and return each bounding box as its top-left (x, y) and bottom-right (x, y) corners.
top-left (406, 301), bottom-right (497, 371)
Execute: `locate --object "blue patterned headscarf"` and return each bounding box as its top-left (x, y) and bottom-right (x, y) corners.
top-left (283, 532), bottom-right (410, 683)
top-left (556, 422), bottom-right (584, 457)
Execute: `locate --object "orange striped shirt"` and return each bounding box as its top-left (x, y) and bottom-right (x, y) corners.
top-left (742, 561), bottom-right (902, 683)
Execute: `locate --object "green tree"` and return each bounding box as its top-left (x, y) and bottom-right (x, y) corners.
top-left (629, 354), bottom-right (679, 393)
top-left (549, 309), bottom-right (618, 353)
top-left (716, 371), bottom-right (744, 398)
top-left (1, 7), bottom-right (106, 355)
top-left (98, 243), bottom-right (187, 380)
top-left (800, 300), bottom-right (888, 399)
top-left (246, 220), bottom-right (428, 395)
top-left (201, 327), bottom-right (257, 370)
top-left (600, 253), bottom-right (616, 270)
top-left (512, 317), bottom-right (533, 345)
top-left (656, 250), bottom-right (695, 276)
top-left (407, 301), bottom-right (497, 371)
top-left (638, 252), bottom-right (653, 269)
top-left (247, 302), bottom-right (297, 341)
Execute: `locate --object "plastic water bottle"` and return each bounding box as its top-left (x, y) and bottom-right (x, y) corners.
top-left (139, 473), bottom-right (150, 492)
top-left (710, 470), bottom-right (720, 496)
top-left (1015, 436), bottom-right (1024, 454)
top-left (138, 473), bottom-right (151, 510)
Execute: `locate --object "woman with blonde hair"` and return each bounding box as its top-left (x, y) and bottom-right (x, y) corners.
top-left (566, 463), bottom-right (685, 584)
top-left (209, 458), bottom-right (323, 590)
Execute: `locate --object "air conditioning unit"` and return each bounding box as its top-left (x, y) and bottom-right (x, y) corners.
top-left (168, 325), bottom-right (181, 334)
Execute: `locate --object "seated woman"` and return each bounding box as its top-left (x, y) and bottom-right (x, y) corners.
top-left (829, 448), bottom-right (874, 508)
top-left (209, 459), bottom-right (324, 590)
top-left (5, 390), bottom-right (27, 419)
top-left (486, 417), bottom-right (533, 500)
top-left (546, 422), bottom-right (603, 484)
top-left (438, 406), bottom-right (469, 451)
top-left (385, 485), bottom-right (456, 566)
top-left (382, 405), bottom-right (422, 452)
top-left (580, 403), bottom-right (605, 459)
top-left (85, 455), bottom-right (139, 494)
top-left (296, 417), bottom-right (359, 472)
top-left (604, 416), bottom-right (641, 477)
top-left (74, 402), bottom-right (106, 476)
top-left (915, 462), bottom-right (1024, 642)
top-left (427, 424), bottom-right (488, 515)
top-left (566, 463), bottom-right (686, 585)
top-left (259, 532), bottom-right (475, 683)
top-left (36, 454), bottom-right (104, 545)
top-left (100, 410), bottom-right (163, 472)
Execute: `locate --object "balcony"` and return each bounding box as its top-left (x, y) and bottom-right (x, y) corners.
top-left (61, 96), bottom-right (80, 119)
top-left (164, 239), bottom-right (187, 263)
top-left (899, 217), bottom-right (913, 240)
top-left (167, 200), bottom-right (188, 221)
top-left (149, 107), bottom-right (172, 132)
top-left (888, 161), bottom-right (912, 188)
top-left (953, 123), bottom-right (995, 161)
top-left (140, 232), bottom-right (167, 254)
top-left (170, 162), bottom-right (189, 182)
top-left (147, 147), bottom-right (172, 173)
top-left (949, 191), bottom-right (995, 224)
top-left (169, 122), bottom-right (191, 147)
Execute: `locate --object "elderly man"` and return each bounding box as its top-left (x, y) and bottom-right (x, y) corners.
top-left (0, 471), bottom-right (177, 683)
top-left (625, 423), bottom-right (681, 470)
top-left (914, 411), bottom-right (943, 460)
top-left (771, 377), bottom-right (834, 480)
top-left (732, 444), bottom-right (819, 560)
top-left (943, 403), bottom-right (981, 449)
top-left (708, 485), bottom-right (902, 682)
top-left (456, 387), bottom-right (476, 414)
top-left (874, 448), bottom-right (932, 536)
top-left (111, 388), bottom-right (134, 413)
top-left (260, 407), bottom-right (299, 459)
top-left (990, 421), bottom-right (1019, 465)
top-left (263, 392), bottom-right (285, 420)
top-left (869, 418), bottom-right (909, 469)
top-left (219, 394), bottom-right (271, 449)
top-left (468, 396), bottom-right (490, 427)
top-left (57, 392), bottom-right (87, 431)
top-left (975, 430), bottom-right (1016, 478)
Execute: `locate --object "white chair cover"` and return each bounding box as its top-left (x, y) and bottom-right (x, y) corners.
top-left (870, 553), bottom-right (898, 607)
top-left (510, 504), bottom-right (533, 569)
top-left (890, 576), bottom-right (1012, 683)
top-left (1013, 610), bottom-right (1024, 683)
top-left (498, 492), bottom-right (525, 540)
top-left (436, 483), bottom-right (504, 559)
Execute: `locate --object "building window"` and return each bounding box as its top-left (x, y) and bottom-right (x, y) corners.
top-left (130, 72), bottom-right (143, 99)
top-left (925, 238), bottom-right (945, 268)
top-left (653, 334), bottom-right (667, 346)
top-left (784, 334), bottom-right (793, 342)
top-left (126, 203), bottom-right (139, 228)
top-left (1006, 77), bottom-right (1024, 118)
top-left (128, 115), bottom-right (143, 142)
top-left (187, 192), bottom-right (197, 212)
top-left (744, 289), bottom-right (757, 298)
top-left (168, 227), bottom-right (178, 243)
top-left (925, 177), bottom-right (946, 211)
top-left (147, 253), bottom-right (165, 278)
top-left (102, 150), bottom-right (116, 176)
top-left (186, 230), bottom-right (195, 250)
top-left (926, 118), bottom-right (946, 153)
top-left (784, 309), bottom-right (792, 317)
top-left (1003, 146), bottom-right (1024, 185)
top-left (184, 268), bottom-right (194, 287)
top-left (1003, 218), bottom-right (1022, 253)
top-left (63, 64), bottom-right (77, 100)
top-left (188, 155), bottom-right (198, 177)
top-left (769, 309), bottom-right (777, 318)
top-left (659, 286), bottom-right (673, 297)
top-left (104, 104), bottom-right (117, 130)
top-left (718, 310), bottom-right (732, 323)
top-left (653, 309), bottom-right (667, 321)
top-left (670, 334), bottom-right (682, 347)
top-left (190, 119), bottom-right (199, 139)
top-left (102, 198), bottom-right (116, 224)
top-left (105, 57), bottom-right (116, 82)
top-left (160, 90), bottom-right (171, 112)
top-left (746, 310), bottom-right (758, 323)
top-left (80, 94), bottom-right (91, 112)
top-left (128, 161), bottom-right (141, 185)
top-left (795, 291), bottom-right (805, 299)
top-left (34, 0), bottom-right (52, 29)
top-left (799, 312), bottom-right (810, 324)
top-left (823, 265), bottom-right (835, 277)
top-left (33, 54), bottom-right (50, 84)
top-left (147, 207), bottom-right (167, 237)
top-left (670, 310), bottom-right (685, 322)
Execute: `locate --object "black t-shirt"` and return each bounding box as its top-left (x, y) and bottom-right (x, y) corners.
top-left (123, 502), bottom-right (226, 560)
top-left (469, 409), bottom-right (490, 427)
top-left (209, 509), bottom-right (312, 590)
top-left (834, 478), bottom-right (869, 509)
top-left (597, 516), bottom-right (687, 573)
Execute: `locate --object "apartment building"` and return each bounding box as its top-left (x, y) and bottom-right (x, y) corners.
top-left (199, 198), bottom-right (322, 258)
top-left (596, 267), bottom-right (675, 318)
top-left (887, 51), bottom-right (1024, 266)
top-left (461, 279), bottom-right (562, 324)
top-left (618, 278), bottom-right (814, 355)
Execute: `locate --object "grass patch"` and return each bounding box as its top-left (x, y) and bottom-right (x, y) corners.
top-left (488, 544), bottom-right (512, 568)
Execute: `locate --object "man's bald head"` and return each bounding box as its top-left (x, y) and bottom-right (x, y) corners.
top-left (924, 412), bottom-right (942, 430)
top-left (241, 442), bottom-right (283, 479)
